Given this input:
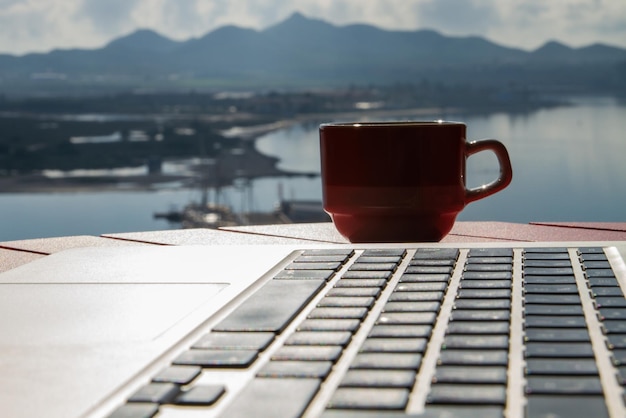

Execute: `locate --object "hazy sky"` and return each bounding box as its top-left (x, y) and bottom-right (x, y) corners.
top-left (1, 0), bottom-right (625, 55)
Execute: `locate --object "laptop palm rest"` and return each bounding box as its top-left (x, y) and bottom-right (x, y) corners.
top-left (0, 245), bottom-right (296, 418)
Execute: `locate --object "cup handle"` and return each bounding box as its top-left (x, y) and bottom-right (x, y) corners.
top-left (464, 139), bottom-right (513, 204)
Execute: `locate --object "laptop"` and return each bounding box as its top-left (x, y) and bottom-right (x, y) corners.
top-left (1, 241), bottom-right (626, 418)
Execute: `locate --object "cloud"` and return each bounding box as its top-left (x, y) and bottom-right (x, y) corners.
top-left (0, 0), bottom-right (98, 54)
top-left (0, 0), bottom-right (624, 55)
top-left (416, 0), bottom-right (499, 35)
top-left (78, 0), bottom-right (142, 35)
top-left (486, 0), bottom-right (626, 49)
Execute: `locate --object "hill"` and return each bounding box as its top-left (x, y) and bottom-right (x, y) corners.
top-left (0, 12), bottom-right (624, 94)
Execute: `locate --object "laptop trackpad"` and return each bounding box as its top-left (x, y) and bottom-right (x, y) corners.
top-left (0, 283), bottom-right (228, 344)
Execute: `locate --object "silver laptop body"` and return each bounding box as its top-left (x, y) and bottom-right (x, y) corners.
top-left (1, 241), bottom-right (625, 418)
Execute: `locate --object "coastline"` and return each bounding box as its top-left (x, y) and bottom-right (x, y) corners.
top-left (0, 101), bottom-right (562, 195)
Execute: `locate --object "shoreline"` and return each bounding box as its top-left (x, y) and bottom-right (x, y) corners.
top-left (0, 101), bottom-right (566, 194)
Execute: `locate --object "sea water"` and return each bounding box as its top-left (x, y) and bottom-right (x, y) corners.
top-left (1, 96), bottom-right (625, 240)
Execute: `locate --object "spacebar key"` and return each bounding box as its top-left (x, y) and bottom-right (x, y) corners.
top-left (213, 279), bottom-right (325, 333)
top-left (219, 378), bottom-right (321, 418)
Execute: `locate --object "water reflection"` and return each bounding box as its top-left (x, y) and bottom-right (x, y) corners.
top-left (256, 97), bottom-right (626, 223)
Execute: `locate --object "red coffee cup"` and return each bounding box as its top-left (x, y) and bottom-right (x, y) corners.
top-left (319, 121), bottom-right (513, 242)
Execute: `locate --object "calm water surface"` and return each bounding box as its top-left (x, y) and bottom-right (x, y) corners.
top-left (2, 97), bottom-right (625, 240)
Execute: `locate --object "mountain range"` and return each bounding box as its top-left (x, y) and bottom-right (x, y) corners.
top-left (1, 12), bottom-right (625, 93)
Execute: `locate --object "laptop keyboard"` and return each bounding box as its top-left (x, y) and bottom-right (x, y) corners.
top-left (108, 246), bottom-right (626, 418)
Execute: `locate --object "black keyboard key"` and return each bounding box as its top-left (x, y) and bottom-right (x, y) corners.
top-left (193, 332), bottom-right (274, 350)
top-left (607, 334), bottom-right (626, 349)
top-left (400, 273), bottom-right (451, 282)
top-left (369, 325), bottom-right (432, 338)
top-left (286, 331), bottom-right (352, 347)
top-left (388, 291), bottom-right (444, 302)
top-left (589, 277), bottom-right (620, 287)
top-left (351, 353), bottom-right (422, 370)
top-left (383, 301), bottom-right (441, 312)
top-left (218, 378), bottom-right (320, 418)
top-left (410, 259), bottom-right (455, 267)
top-left (296, 255), bottom-right (350, 263)
top-left (427, 384), bottom-right (506, 405)
top-left (465, 264), bottom-right (513, 272)
top-left (610, 349), bottom-right (626, 366)
top-left (524, 275), bottom-right (576, 284)
top-left (213, 279), bottom-right (325, 333)
top-left (175, 385), bottom-right (226, 406)
top-left (599, 308), bottom-right (626, 320)
top-left (360, 338), bottom-right (427, 353)
top-left (525, 328), bottom-right (590, 342)
top-left (257, 361), bottom-right (333, 378)
top-left (377, 312), bottom-right (437, 325)
top-left (438, 349), bottom-right (508, 366)
top-left (525, 358), bottom-right (598, 375)
top-left (443, 335), bottom-right (508, 350)
top-left (584, 261), bottom-right (612, 269)
top-left (426, 406), bottom-right (505, 418)
top-left (340, 369), bottom-right (416, 388)
top-left (303, 249), bottom-right (354, 256)
top-left (525, 395), bottom-right (609, 418)
top-left (586, 269), bottom-right (617, 278)
top-left (525, 342), bottom-right (594, 358)
top-left (446, 321), bottom-right (510, 335)
top-left (405, 266), bottom-right (454, 274)
top-left (322, 407), bottom-right (503, 418)
top-left (357, 256), bottom-right (402, 264)
top-left (592, 287), bottom-right (624, 296)
top-left (525, 295), bottom-right (581, 305)
top-left (174, 349), bottom-right (258, 368)
top-left (341, 271), bottom-right (393, 281)
top-left (460, 280), bottom-right (511, 289)
top-left (601, 320), bottom-right (626, 334)
top-left (394, 282), bottom-right (447, 292)
top-left (467, 256), bottom-right (513, 265)
top-left (454, 299), bottom-right (510, 310)
top-left (458, 289), bottom-right (511, 299)
top-left (469, 248), bottom-right (513, 257)
top-left (107, 403), bottom-right (159, 418)
top-left (298, 319), bottom-right (361, 333)
top-left (335, 278), bottom-right (388, 287)
top-left (152, 365), bottom-right (201, 385)
top-left (524, 316), bottom-right (587, 328)
top-left (318, 296), bottom-right (376, 308)
top-left (595, 297), bottom-right (626, 308)
top-left (524, 284), bottom-right (578, 294)
top-left (128, 383), bottom-right (180, 404)
top-left (328, 387), bottom-right (409, 410)
top-left (274, 270), bottom-right (335, 281)
top-left (363, 249), bottom-right (406, 257)
top-left (524, 304), bottom-right (584, 316)
top-left (450, 309), bottom-right (510, 321)
top-left (414, 248), bottom-right (460, 259)
top-left (524, 252), bottom-right (571, 260)
top-left (272, 346), bottom-right (343, 362)
top-left (579, 247), bottom-right (605, 254)
top-left (327, 287), bottom-right (381, 298)
top-left (524, 259), bottom-right (573, 268)
top-left (308, 307), bottom-right (369, 319)
top-left (462, 271), bottom-right (512, 280)
top-left (615, 365), bottom-right (626, 384)
top-left (350, 263), bottom-right (399, 272)
top-left (526, 376), bottom-right (603, 395)
top-left (524, 267), bottom-right (574, 276)
top-left (286, 262), bottom-right (343, 271)
top-left (433, 366), bottom-right (507, 384)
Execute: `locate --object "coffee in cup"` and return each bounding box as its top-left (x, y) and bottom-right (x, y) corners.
top-left (319, 121), bottom-right (513, 242)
